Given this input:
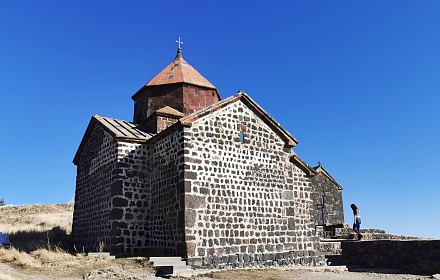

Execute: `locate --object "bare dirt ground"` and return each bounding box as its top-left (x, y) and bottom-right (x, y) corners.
top-left (0, 263), bottom-right (433, 280)
top-left (186, 267), bottom-right (433, 280)
top-left (0, 204), bottom-right (434, 279)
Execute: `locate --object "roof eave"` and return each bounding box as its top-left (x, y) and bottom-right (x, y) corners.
top-left (314, 165), bottom-right (343, 190)
top-left (73, 116), bottom-right (99, 165)
top-left (239, 92), bottom-right (298, 147)
top-left (290, 155), bottom-right (317, 177)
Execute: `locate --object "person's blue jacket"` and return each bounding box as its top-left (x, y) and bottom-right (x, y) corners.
top-left (0, 232), bottom-right (11, 246)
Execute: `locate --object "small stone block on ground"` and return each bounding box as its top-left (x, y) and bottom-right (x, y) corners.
top-left (87, 252), bottom-right (115, 259)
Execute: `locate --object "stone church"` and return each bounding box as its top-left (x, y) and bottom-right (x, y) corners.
top-left (72, 45), bottom-right (344, 268)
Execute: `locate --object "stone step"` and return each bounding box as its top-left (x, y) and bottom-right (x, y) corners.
top-left (149, 256), bottom-right (183, 263)
top-left (152, 261), bottom-right (188, 266)
top-left (87, 252), bottom-right (115, 259)
top-left (150, 259), bottom-right (189, 267)
top-left (149, 257), bottom-right (192, 277)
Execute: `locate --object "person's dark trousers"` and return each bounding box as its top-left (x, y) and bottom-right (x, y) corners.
top-left (353, 217), bottom-right (362, 238)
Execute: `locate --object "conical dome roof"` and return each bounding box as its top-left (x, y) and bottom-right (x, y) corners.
top-left (145, 49), bottom-right (217, 89)
top-left (132, 48), bottom-right (221, 125)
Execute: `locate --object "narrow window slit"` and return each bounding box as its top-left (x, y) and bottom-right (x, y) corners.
top-left (239, 130), bottom-right (245, 143)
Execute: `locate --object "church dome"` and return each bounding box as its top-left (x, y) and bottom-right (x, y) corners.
top-left (145, 49), bottom-right (217, 90)
top-left (131, 46), bottom-right (221, 125)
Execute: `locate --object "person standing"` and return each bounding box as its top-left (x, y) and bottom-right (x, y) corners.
top-left (351, 204), bottom-right (363, 240)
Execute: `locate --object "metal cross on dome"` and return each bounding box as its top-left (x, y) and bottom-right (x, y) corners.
top-left (176, 37), bottom-right (184, 49)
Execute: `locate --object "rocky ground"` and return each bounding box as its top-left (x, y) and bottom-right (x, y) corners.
top-left (0, 262), bottom-right (435, 280)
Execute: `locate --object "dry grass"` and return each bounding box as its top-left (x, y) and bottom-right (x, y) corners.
top-left (0, 203), bottom-right (73, 234)
top-left (0, 203), bottom-right (73, 252)
top-left (0, 247), bottom-right (39, 269)
top-left (0, 203), bottom-right (156, 278)
top-left (0, 204), bottom-right (104, 277)
top-left (0, 246), bottom-right (153, 278)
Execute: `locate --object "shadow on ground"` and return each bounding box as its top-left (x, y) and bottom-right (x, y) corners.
top-left (7, 226), bottom-right (71, 252)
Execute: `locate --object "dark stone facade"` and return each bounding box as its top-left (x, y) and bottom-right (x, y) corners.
top-left (309, 172), bottom-right (344, 227)
top-left (341, 240), bottom-right (440, 275)
top-left (72, 98), bottom-right (339, 267)
top-left (72, 126), bottom-right (116, 251)
top-left (181, 101), bottom-right (324, 267)
top-left (73, 123), bottom-right (186, 256)
top-left (73, 52), bottom-right (345, 269)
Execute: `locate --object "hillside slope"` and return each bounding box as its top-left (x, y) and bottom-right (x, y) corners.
top-left (0, 203), bottom-right (73, 234)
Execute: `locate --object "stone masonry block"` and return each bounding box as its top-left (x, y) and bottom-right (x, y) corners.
top-left (285, 207), bottom-right (295, 216)
top-left (186, 241), bottom-right (196, 257)
top-left (112, 197), bottom-right (128, 207)
top-left (185, 171), bottom-right (198, 179)
top-left (282, 190), bottom-right (294, 200)
top-left (186, 194), bottom-right (206, 209)
top-left (109, 208), bottom-right (123, 219)
top-left (110, 180), bottom-right (123, 196)
top-left (185, 209), bottom-right (197, 227)
top-left (288, 218), bottom-right (295, 230)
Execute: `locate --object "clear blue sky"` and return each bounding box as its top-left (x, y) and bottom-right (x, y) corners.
top-left (1, 1), bottom-right (439, 239)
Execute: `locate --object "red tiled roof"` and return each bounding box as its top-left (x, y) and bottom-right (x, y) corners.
top-left (155, 106), bottom-right (184, 117)
top-left (146, 49), bottom-right (217, 89)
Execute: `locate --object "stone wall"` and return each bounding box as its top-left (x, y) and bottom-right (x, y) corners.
top-left (147, 131), bottom-right (186, 256)
top-left (156, 115), bottom-right (179, 133)
top-left (132, 84), bottom-right (182, 124)
top-left (132, 83), bottom-right (220, 125)
top-left (309, 173), bottom-right (344, 226)
top-left (341, 240), bottom-right (440, 275)
top-left (73, 122), bottom-right (187, 256)
top-left (182, 100), bottom-right (324, 268)
top-left (181, 84), bottom-right (220, 115)
top-left (108, 131), bottom-right (186, 257)
top-left (108, 141), bottom-right (150, 256)
top-left (318, 240), bottom-right (342, 256)
top-left (73, 125), bottom-right (117, 251)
